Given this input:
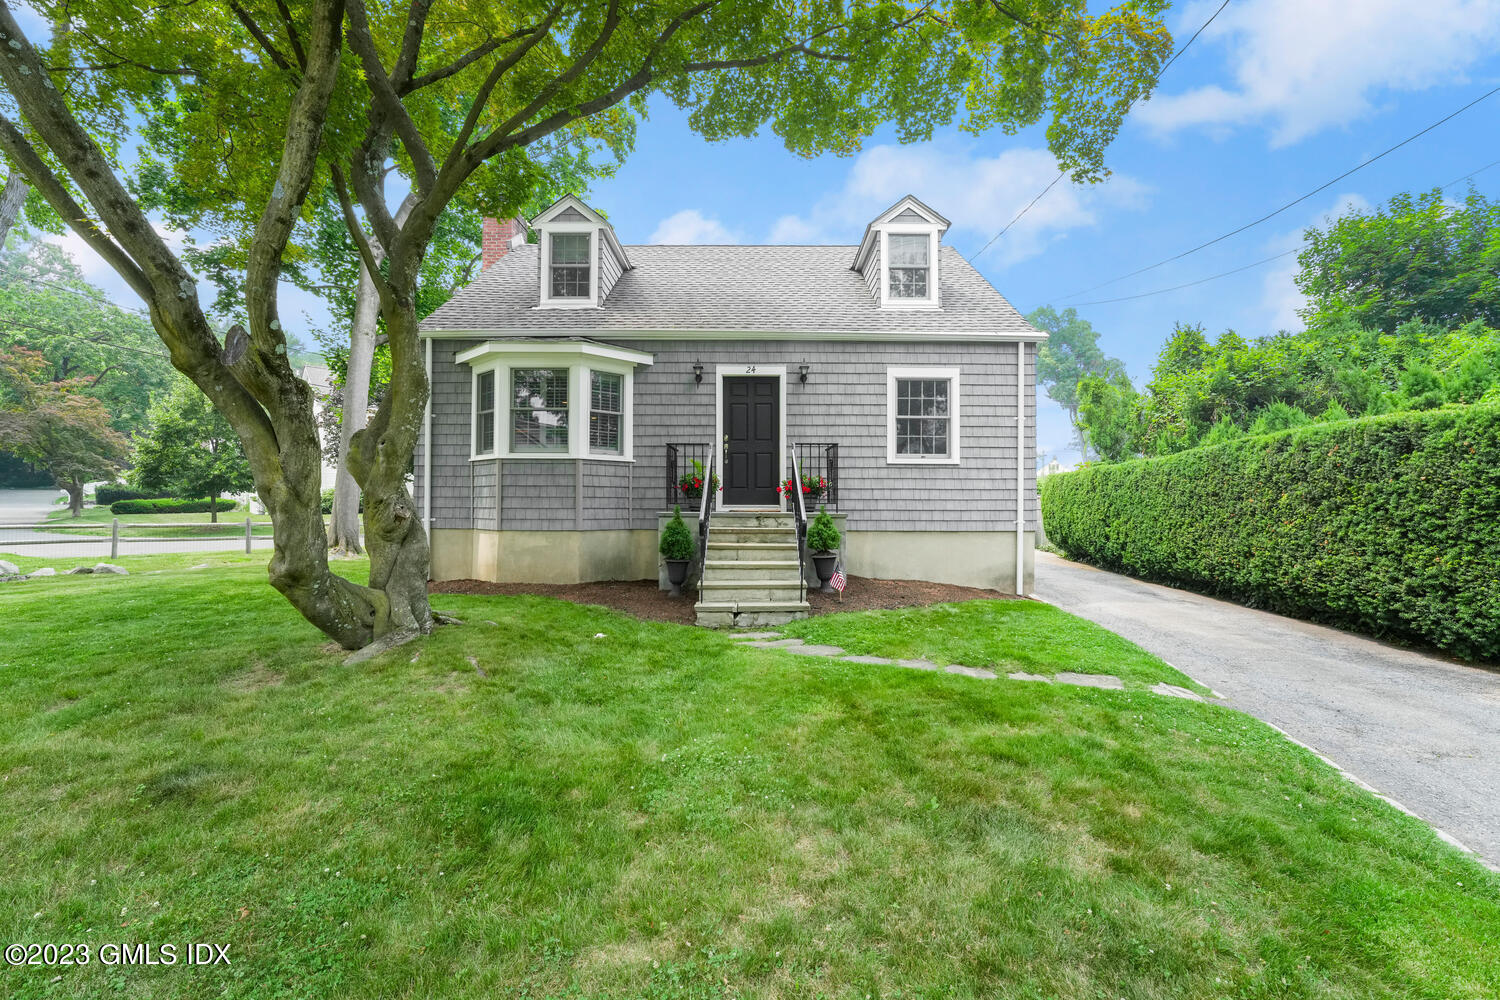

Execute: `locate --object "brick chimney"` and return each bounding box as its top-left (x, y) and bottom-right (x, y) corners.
top-left (481, 216), bottom-right (526, 269)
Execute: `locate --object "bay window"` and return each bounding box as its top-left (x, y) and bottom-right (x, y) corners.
top-left (510, 368), bottom-right (570, 453)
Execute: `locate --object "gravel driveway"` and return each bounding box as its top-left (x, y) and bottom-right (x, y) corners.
top-left (1034, 550), bottom-right (1500, 869)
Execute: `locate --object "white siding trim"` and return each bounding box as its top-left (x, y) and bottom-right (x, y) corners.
top-left (886, 365), bottom-right (961, 465)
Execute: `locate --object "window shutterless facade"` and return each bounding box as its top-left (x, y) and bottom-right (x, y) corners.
top-left (510, 367), bottom-right (570, 453)
top-left (474, 369), bottom-right (496, 456)
top-left (886, 366), bottom-right (960, 464)
top-left (459, 341), bottom-right (652, 462)
top-left (590, 370), bottom-right (624, 455)
top-left (549, 232), bottom-right (591, 298)
top-left (887, 233), bottom-right (929, 299)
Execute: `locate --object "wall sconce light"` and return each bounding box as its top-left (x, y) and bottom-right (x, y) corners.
top-left (798, 364), bottom-right (811, 383)
top-left (692, 361), bottom-right (704, 384)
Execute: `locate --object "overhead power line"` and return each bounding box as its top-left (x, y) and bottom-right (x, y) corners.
top-left (1064, 153), bottom-right (1500, 307)
top-left (1060, 82), bottom-right (1500, 300)
top-left (967, 0), bottom-right (1233, 262)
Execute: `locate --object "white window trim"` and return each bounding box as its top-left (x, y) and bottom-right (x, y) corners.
top-left (587, 368), bottom-right (627, 458)
top-left (714, 363), bottom-right (787, 512)
top-left (886, 365), bottom-right (961, 465)
top-left (459, 343), bottom-right (651, 462)
top-left (471, 367), bottom-right (499, 459)
top-left (537, 224), bottom-right (599, 309)
top-left (879, 226), bottom-right (941, 310)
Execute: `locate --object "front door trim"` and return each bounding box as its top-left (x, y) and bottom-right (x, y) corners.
top-left (715, 363), bottom-right (786, 510)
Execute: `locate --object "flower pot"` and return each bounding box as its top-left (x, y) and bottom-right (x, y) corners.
top-left (812, 552), bottom-right (838, 593)
top-left (664, 558), bottom-right (691, 597)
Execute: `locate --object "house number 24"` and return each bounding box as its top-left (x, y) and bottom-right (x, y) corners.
top-left (744, 365), bottom-right (757, 373)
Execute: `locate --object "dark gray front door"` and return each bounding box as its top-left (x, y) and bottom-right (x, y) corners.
top-left (722, 376), bottom-right (779, 506)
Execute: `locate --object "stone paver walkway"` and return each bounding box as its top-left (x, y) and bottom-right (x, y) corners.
top-left (731, 633), bottom-right (1201, 700)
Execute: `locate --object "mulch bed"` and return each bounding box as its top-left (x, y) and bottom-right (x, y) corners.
top-left (428, 575), bottom-right (1011, 625)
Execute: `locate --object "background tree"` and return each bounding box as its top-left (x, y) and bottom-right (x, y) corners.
top-left (1026, 304), bottom-right (1126, 458)
top-left (131, 378), bottom-right (255, 522)
top-left (1076, 370), bottom-right (1140, 462)
top-left (0, 0), bottom-right (1173, 650)
top-left (0, 347), bottom-right (129, 514)
top-left (1297, 188), bottom-right (1500, 334)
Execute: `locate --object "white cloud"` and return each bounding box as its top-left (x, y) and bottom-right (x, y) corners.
top-left (767, 142), bottom-right (1146, 266)
top-left (1260, 191), bottom-right (1371, 331)
top-left (1138, 0), bottom-right (1500, 145)
top-left (649, 209), bottom-right (737, 244)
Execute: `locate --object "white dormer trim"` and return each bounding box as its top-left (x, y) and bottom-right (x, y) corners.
top-left (537, 225), bottom-right (600, 310)
top-left (852, 194), bottom-right (949, 272)
top-left (853, 195), bottom-right (947, 312)
top-left (878, 227), bottom-right (941, 311)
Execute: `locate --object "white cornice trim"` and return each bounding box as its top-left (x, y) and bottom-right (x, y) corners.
top-left (426, 327), bottom-right (1045, 343)
top-left (454, 339), bottom-right (655, 367)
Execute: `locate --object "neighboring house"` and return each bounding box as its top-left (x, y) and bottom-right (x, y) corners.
top-left (297, 363), bottom-right (339, 491)
top-left (416, 194), bottom-right (1043, 624)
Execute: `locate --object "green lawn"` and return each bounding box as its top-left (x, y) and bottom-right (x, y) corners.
top-left (783, 600), bottom-right (1206, 691)
top-left (0, 562), bottom-right (1495, 999)
top-left (39, 506), bottom-right (281, 538)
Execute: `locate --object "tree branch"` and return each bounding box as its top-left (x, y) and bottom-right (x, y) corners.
top-left (345, 0), bottom-right (437, 194)
top-left (225, 0), bottom-right (295, 73)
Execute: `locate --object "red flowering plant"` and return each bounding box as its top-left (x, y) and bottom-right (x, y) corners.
top-left (677, 459), bottom-right (721, 500)
top-left (776, 473), bottom-right (827, 501)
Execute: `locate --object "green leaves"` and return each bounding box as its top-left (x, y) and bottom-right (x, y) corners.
top-left (1041, 405), bottom-right (1500, 661)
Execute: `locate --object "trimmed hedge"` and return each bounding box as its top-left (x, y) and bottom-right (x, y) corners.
top-left (109, 498), bottom-right (240, 515)
top-left (1041, 405), bottom-right (1500, 661)
top-left (95, 485), bottom-right (172, 506)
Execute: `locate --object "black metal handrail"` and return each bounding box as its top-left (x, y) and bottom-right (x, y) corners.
top-left (696, 447), bottom-right (715, 584)
top-left (665, 442), bottom-right (713, 510)
top-left (791, 442), bottom-right (839, 511)
top-left (788, 442), bottom-right (809, 605)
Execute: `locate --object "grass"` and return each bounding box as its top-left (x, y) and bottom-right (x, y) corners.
top-left (782, 600), bottom-right (1206, 691)
top-left (0, 563), bottom-right (1496, 999)
top-left (34, 505), bottom-right (277, 538)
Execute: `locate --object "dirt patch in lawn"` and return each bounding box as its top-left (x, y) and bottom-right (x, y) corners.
top-left (428, 575), bottom-right (1011, 625)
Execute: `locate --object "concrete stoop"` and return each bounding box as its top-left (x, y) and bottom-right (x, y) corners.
top-left (695, 511), bottom-right (809, 627)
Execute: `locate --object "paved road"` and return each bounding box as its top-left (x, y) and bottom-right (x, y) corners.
top-left (1034, 550), bottom-right (1500, 869)
top-left (0, 488), bottom-right (270, 560)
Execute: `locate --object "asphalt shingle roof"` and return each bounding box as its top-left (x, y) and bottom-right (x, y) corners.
top-left (420, 244), bottom-right (1038, 336)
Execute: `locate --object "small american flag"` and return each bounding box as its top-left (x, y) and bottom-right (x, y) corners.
top-left (830, 555), bottom-right (847, 595)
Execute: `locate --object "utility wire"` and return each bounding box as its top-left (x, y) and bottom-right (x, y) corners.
top-left (1065, 153), bottom-right (1500, 307)
top-left (1060, 83), bottom-right (1500, 300)
top-left (967, 0), bottom-right (1233, 262)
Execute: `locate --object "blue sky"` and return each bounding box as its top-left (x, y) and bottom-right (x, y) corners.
top-left (36, 0), bottom-right (1500, 463)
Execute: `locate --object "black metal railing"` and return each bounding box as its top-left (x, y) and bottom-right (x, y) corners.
top-left (696, 448), bottom-right (716, 583)
top-left (790, 442), bottom-right (839, 512)
top-left (665, 442), bottom-right (713, 511)
top-left (788, 443), bottom-right (809, 605)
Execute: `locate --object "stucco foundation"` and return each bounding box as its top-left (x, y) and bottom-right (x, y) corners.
top-left (430, 523), bottom-right (1033, 594)
top-left (429, 528), bottom-right (656, 584)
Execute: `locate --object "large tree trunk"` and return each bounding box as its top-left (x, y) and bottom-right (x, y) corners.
top-left (0, 170), bottom-right (28, 248)
top-left (64, 477), bottom-right (83, 517)
top-left (328, 260), bottom-right (378, 555)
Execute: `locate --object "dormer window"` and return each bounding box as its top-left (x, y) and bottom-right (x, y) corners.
top-left (853, 195), bottom-right (949, 311)
top-left (549, 233), bottom-right (591, 298)
top-left (532, 194), bottom-right (631, 309)
top-left (888, 234), bottom-right (930, 299)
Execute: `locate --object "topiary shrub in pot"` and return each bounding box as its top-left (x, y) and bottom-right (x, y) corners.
top-left (659, 505), bottom-right (696, 597)
top-left (805, 505), bottom-right (841, 593)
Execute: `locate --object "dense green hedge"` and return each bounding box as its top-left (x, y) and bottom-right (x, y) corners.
top-left (109, 498), bottom-right (239, 515)
top-left (95, 485), bottom-right (173, 506)
top-left (1040, 405), bottom-right (1500, 661)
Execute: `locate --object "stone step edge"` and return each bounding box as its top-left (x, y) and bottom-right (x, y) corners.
top-left (694, 600), bottom-right (811, 612)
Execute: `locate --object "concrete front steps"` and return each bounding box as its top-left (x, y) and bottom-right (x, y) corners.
top-left (695, 510), bottom-right (810, 627)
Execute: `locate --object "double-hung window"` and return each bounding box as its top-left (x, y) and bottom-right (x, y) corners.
top-left (474, 370), bottom-right (496, 455)
top-left (549, 233), bottom-right (591, 299)
top-left (589, 371), bottom-right (624, 455)
top-left (510, 368), bottom-right (570, 453)
top-left (887, 367), bottom-right (960, 464)
top-left (887, 233), bottom-right (930, 299)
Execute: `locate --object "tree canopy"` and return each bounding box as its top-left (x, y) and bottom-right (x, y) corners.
top-left (131, 377), bottom-right (255, 521)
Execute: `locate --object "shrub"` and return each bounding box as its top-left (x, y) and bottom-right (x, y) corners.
top-left (806, 505), bottom-right (840, 553)
top-left (320, 488), bottom-right (363, 514)
top-left (659, 505), bottom-right (695, 561)
top-left (1040, 405), bottom-right (1500, 661)
top-left (110, 498), bottom-right (239, 515)
top-left (96, 484), bottom-right (171, 506)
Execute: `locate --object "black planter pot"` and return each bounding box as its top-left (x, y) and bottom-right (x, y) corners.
top-left (812, 552), bottom-right (838, 593)
top-left (664, 558), bottom-right (691, 597)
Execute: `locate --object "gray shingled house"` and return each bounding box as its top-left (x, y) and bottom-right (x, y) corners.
top-left (416, 194), bottom-right (1042, 625)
